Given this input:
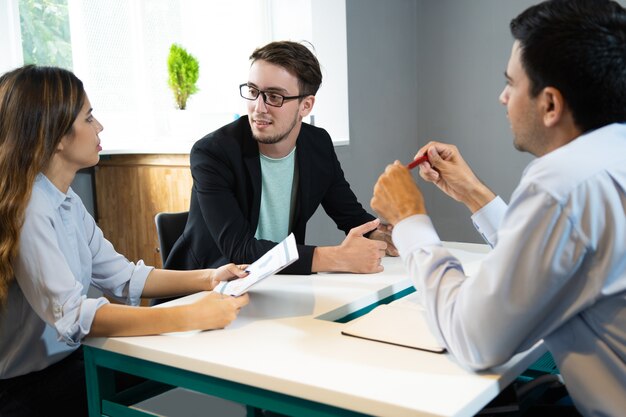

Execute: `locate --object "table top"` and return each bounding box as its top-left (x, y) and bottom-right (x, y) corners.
top-left (85, 242), bottom-right (543, 417)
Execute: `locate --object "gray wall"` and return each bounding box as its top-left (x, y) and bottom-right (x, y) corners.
top-left (412, 0), bottom-right (537, 242)
top-left (305, 0), bottom-right (421, 246)
top-left (305, 0), bottom-right (537, 246)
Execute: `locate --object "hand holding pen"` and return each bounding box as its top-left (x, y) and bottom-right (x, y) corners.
top-left (406, 153), bottom-right (430, 170)
top-left (410, 142), bottom-right (496, 213)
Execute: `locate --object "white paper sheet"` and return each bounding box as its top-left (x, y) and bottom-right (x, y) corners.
top-left (213, 233), bottom-right (299, 296)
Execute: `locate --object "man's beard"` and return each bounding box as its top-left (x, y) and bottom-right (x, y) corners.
top-left (253, 132), bottom-right (287, 145)
top-left (252, 113), bottom-right (299, 145)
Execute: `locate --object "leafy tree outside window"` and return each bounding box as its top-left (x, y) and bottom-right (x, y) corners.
top-left (19, 0), bottom-right (73, 69)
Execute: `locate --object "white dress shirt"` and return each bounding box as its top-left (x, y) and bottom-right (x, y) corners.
top-left (0, 174), bottom-right (152, 379)
top-left (393, 123), bottom-right (626, 417)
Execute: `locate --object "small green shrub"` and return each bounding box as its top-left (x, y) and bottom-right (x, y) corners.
top-left (167, 44), bottom-right (199, 110)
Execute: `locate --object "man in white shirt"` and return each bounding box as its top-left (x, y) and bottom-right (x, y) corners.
top-left (371, 1), bottom-right (626, 416)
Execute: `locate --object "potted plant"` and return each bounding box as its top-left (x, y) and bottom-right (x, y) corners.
top-left (167, 43), bottom-right (199, 110)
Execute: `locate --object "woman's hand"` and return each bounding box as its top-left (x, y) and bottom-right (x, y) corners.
top-left (191, 292), bottom-right (250, 330)
top-left (208, 263), bottom-right (249, 290)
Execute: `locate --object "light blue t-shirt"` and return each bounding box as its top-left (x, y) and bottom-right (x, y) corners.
top-left (255, 147), bottom-right (296, 242)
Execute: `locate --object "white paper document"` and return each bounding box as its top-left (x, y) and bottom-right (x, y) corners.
top-left (213, 233), bottom-right (299, 296)
top-left (341, 292), bottom-right (446, 353)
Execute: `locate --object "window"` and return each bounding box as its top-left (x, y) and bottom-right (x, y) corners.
top-left (0, 0), bottom-right (349, 151)
top-left (19, 0), bottom-right (72, 68)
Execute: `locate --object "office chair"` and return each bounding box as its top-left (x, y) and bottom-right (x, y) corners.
top-left (478, 351), bottom-right (581, 417)
top-left (151, 211), bottom-right (189, 306)
top-left (154, 211), bottom-right (189, 266)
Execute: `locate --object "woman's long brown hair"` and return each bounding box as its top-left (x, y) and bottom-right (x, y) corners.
top-left (0, 65), bottom-right (85, 306)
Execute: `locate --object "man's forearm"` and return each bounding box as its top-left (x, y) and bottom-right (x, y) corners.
top-left (462, 182), bottom-right (497, 214)
top-left (311, 246), bottom-right (341, 273)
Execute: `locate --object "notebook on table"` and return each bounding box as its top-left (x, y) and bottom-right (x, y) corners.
top-left (341, 292), bottom-right (446, 353)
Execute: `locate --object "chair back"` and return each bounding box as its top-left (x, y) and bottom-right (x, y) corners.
top-left (154, 211), bottom-right (189, 265)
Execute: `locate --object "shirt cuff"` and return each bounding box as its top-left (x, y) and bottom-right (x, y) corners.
top-left (127, 260), bottom-right (153, 306)
top-left (392, 214), bottom-right (442, 258)
top-left (55, 296), bottom-right (110, 346)
top-left (470, 196), bottom-right (507, 247)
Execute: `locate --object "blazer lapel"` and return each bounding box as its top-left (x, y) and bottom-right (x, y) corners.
top-left (242, 125), bottom-right (262, 228)
top-left (294, 132), bottom-right (310, 230)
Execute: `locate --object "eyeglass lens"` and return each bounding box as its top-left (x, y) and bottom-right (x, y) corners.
top-left (240, 85), bottom-right (284, 106)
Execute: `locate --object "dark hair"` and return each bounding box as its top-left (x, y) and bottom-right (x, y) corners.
top-left (0, 65), bottom-right (85, 305)
top-left (510, 0), bottom-right (626, 132)
top-left (250, 41), bottom-right (322, 96)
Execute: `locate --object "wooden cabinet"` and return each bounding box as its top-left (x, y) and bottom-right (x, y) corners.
top-left (95, 154), bottom-right (192, 268)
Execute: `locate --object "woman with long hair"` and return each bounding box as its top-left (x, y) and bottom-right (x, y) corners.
top-left (0, 65), bottom-right (249, 416)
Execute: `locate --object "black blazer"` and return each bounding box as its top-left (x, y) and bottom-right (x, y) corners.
top-left (165, 116), bottom-right (375, 275)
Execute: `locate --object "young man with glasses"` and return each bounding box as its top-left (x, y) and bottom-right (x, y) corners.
top-left (166, 41), bottom-right (396, 275)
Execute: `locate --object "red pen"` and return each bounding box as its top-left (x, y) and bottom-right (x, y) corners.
top-left (406, 153), bottom-right (429, 170)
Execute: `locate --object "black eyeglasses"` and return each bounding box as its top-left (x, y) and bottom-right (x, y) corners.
top-left (239, 83), bottom-right (309, 107)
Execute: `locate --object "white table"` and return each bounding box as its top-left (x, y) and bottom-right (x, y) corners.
top-left (84, 242), bottom-right (545, 417)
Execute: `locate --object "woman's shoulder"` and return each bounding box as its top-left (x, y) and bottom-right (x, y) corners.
top-left (27, 178), bottom-right (57, 215)
top-left (26, 176), bottom-right (86, 221)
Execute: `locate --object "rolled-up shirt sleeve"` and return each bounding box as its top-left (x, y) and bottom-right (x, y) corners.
top-left (53, 296), bottom-right (109, 346)
top-left (84, 212), bottom-right (152, 306)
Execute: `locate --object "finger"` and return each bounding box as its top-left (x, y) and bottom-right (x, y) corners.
top-left (384, 161), bottom-right (403, 175)
top-left (427, 146), bottom-right (443, 166)
top-left (348, 218), bottom-right (381, 237)
top-left (364, 260), bottom-right (384, 274)
top-left (215, 267), bottom-right (245, 282)
top-left (386, 240), bottom-right (399, 254)
top-left (386, 246), bottom-right (399, 257)
top-left (416, 140), bottom-right (437, 159)
top-left (384, 161), bottom-right (405, 179)
top-left (234, 293), bottom-right (250, 307)
top-left (419, 164), bottom-right (440, 182)
top-left (368, 229), bottom-right (390, 242)
top-left (229, 264), bottom-right (249, 278)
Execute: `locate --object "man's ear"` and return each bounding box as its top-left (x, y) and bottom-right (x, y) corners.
top-left (299, 95), bottom-right (315, 118)
top-left (540, 87), bottom-right (565, 128)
